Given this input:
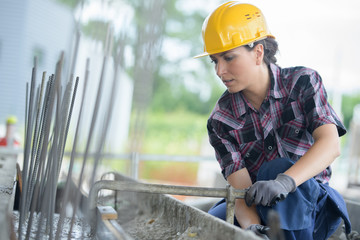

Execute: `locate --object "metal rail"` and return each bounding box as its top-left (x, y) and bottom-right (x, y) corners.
top-left (89, 180), bottom-right (247, 225)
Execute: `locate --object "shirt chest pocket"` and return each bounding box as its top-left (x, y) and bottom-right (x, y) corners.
top-left (228, 128), bottom-right (263, 161)
top-left (227, 126), bottom-right (262, 144)
top-left (276, 117), bottom-right (306, 142)
top-left (276, 101), bottom-right (307, 140)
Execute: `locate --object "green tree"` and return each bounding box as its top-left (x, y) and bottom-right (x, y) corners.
top-left (55, 0), bottom-right (224, 155)
top-left (56, 0), bottom-right (84, 9)
top-left (150, 0), bottom-right (223, 115)
top-left (56, 0), bottom-right (223, 115)
top-left (342, 93), bottom-right (360, 129)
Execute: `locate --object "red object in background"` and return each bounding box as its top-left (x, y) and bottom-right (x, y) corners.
top-left (0, 137), bottom-right (20, 147)
top-left (0, 116), bottom-right (20, 147)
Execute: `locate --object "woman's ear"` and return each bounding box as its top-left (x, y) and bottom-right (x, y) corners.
top-left (255, 44), bottom-right (265, 65)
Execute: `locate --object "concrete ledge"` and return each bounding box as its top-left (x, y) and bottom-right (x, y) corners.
top-left (96, 173), bottom-right (263, 240)
top-left (0, 152), bottom-right (17, 240)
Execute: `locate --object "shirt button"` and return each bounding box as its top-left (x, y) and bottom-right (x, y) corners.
top-left (295, 129), bottom-right (300, 134)
top-left (268, 146), bottom-right (273, 150)
top-left (245, 153), bottom-right (250, 157)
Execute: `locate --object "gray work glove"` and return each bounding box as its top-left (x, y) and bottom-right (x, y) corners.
top-left (245, 173), bottom-right (296, 207)
top-left (246, 224), bottom-right (270, 240)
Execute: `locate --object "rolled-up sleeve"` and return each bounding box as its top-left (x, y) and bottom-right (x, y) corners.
top-left (300, 72), bottom-right (346, 136)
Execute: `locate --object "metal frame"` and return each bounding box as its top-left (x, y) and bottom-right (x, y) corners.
top-left (89, 179), bottom-right (246, 225)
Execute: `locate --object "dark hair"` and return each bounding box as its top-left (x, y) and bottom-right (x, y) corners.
top-left (245, 37), bottom-right (278, 66)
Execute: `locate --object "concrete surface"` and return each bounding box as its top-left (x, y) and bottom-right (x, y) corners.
top-left (98, 174), bottom-right (263, 240)
top-left (0, 150), bottom-right (17, 240)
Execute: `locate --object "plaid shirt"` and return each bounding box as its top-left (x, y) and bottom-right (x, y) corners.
top-left (207, 64), bottom-right (346, 183)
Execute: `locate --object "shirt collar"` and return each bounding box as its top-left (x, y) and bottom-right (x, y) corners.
top-left (230, 92), bottom-right (248, 119)
top-left (269, 63), bottom-right (287, 99)
top-left (230, 63), bottom-right (286, 119)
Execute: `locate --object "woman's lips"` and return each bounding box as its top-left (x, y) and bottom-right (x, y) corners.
top-left (223, 79), bottom-right (234, 87)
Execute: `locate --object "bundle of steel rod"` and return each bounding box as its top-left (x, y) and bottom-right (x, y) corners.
top-left (16, 26), bottom-right (117, 238)
top-left (17, 53), bottom-right (81, 239)
top-left (14, 2), bottom-right (165, 239)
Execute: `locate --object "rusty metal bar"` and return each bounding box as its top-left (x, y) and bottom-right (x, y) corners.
top-left (89, 180), bottom-right (246, 225)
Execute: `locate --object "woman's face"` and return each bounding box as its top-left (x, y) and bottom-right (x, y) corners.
top-left (209, 46), bottom-right (259, 93)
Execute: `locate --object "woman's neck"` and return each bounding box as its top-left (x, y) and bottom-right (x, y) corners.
top-left (243, 64), bottom-right (270, 110)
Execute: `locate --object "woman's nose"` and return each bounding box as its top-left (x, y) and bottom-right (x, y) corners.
top-left (216, 60), bottom-right (226, 78)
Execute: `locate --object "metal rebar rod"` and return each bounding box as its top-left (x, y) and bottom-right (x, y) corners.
top-left (68, 48), bottom-right (109, 240)
top-left (55, 60), bottom-right (90, 240)
top-left (69, 28), bottom-right (81, 78)
top-left (58, 76), bottom-right (79, 174)
top-left (27, 77), bottom-right (53, 215)
top-left (28, 72), bottom-right (47, 183)
top-left (88, 180), bottom-right (246, 224)
top-left (45, 54), bottom-right (66, 240)
top-left (90, 46), bottom-right (119, 186)
top-left (26, 82), bottom-right (43, 198)
top-left (31, 72), bottom-right (57, 239)
top-left (45, 76), bottom-right (75, 236)
top-left (19, 60), bottom-right (37, 239)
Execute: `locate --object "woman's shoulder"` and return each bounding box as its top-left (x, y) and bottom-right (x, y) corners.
top-left (208, 90), bottom-right (237, 119)
top-left (209, 91), bottom-right (230, 114)
top-left (277, 65), bottom-right (322, 89)
top-left (280, 65), bottom-right (319, 78)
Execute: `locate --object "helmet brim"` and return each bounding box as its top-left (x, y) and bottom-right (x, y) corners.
top-left (193, 52), bottom-right (210, 59)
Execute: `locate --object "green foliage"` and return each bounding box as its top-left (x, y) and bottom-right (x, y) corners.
top-left (150, 76), bottom-right (223, 115)
top-left (101, 158), bottom-right (130, 173)
top-left (57, 0), bottom-right (223, 159)
top-left (148, 0), bottom-right (224, 116)
top-left (81, 20), bottom-right (111, 44)
top-left (139, 110), bottom-right (207, 183)
top-left (142, 111), bottom-right (208, 155)
top-left (342, 93), bottom-right (360, 129)
top-left (123, 109), bottom-right (209, 183)
top-left (55, 0), bottom-right (83, 10)
top-left (57, 0), bottom-right (224, 117)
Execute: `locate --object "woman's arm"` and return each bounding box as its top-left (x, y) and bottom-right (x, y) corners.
top-left (227, 168), bottom-right (261, 228)
top-left (245, 123), bottom-right (341, 207)
top-left (284, 123), bottom-right (340, 186)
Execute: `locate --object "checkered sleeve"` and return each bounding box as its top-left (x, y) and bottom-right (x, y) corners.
top-left (207, 119), bottom-right (245, 180)
top-left (301, 71), bottom-right (346, 136)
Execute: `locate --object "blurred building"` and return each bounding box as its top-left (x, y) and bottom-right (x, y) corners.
top-left (0, 0), bottom-right (75, 128)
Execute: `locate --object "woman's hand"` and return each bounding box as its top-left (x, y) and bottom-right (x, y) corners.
top-left (245, 173), bottom-right (296, 206)
top-left (247, 224), bottom-right (270, 239)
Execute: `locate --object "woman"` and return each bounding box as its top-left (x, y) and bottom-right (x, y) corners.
top-left (195, 1), bottom-right (352, 239)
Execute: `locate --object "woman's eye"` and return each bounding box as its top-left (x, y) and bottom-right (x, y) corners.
top-left (224, 56), bottom-right (233, 62)
top-left (210, 59), bottom-right (217, 64)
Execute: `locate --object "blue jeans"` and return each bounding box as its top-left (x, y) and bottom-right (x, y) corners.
top-left (208, 158), bottom-right (351, 240)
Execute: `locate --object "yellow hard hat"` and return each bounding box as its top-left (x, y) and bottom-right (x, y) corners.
top-left (6, 116), bottom-right (17, 125)
top-left (194, 1), bottom-right (275, 58)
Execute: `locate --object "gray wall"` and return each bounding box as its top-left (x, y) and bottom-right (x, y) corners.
top-left (0, 0), bottom-right (75, 129)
